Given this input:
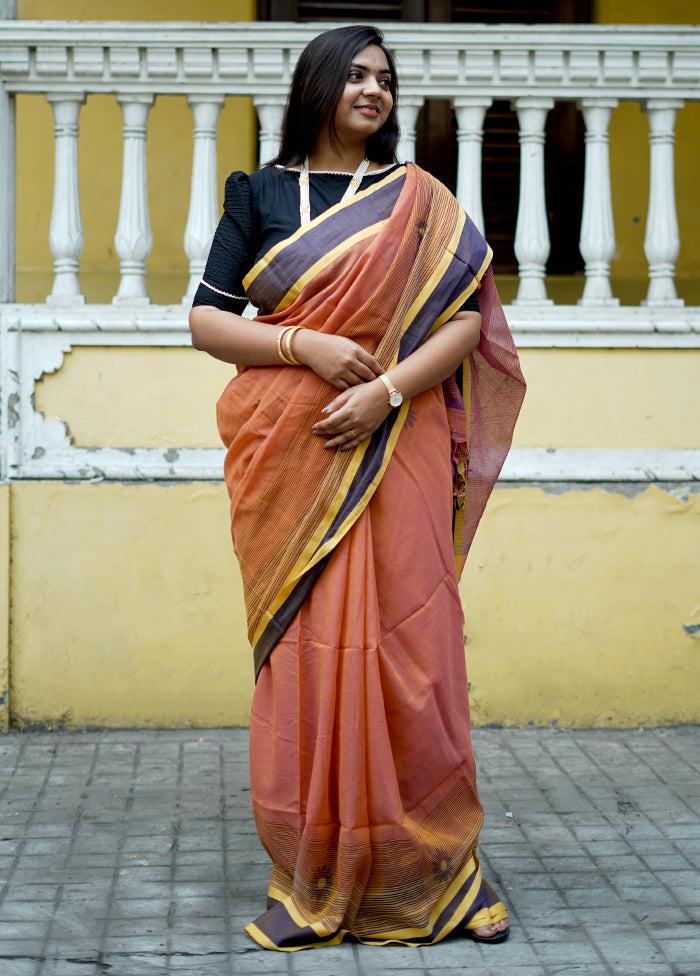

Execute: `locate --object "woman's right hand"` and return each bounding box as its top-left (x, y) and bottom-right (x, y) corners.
top-left (292, 329), bottom-right (383, 389)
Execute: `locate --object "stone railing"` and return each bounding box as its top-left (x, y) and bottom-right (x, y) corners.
top-left (1, 21), bottom-right (699, 484)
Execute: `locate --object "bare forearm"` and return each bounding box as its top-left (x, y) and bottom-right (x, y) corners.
top-left (387, 312), bottom-right (481, 398)
top-left (188, 304), bottom-right (383, 385)
top-left (188, 305), bottom-right (285, 365)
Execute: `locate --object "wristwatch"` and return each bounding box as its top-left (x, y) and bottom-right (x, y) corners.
top-left (378, 373), bottom-right (404, 408)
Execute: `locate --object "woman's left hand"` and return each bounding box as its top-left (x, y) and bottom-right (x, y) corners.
top-left (312, 379), bottom-right (392, 450)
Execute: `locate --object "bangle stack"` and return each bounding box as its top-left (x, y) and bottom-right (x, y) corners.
top-left (276, 325), bottom-right (303, 365)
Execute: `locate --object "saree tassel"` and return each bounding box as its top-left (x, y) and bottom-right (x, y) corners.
top-left (451, 443), bottom-right (469, 511)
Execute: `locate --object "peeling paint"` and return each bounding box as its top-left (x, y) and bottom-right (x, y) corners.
top-left (683, 624), bottom-right (700, 638)
top-left (669, 488), bottom-right (690, 503)
top-left (164, 449), bottom-right (179, 463)
top-left (498, 481), bottom-right (700, 498)
top-left (7, 393), bottom-right (19, 428)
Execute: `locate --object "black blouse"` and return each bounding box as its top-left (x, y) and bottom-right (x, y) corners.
top-left (192, 165), bottom-right (480, 315)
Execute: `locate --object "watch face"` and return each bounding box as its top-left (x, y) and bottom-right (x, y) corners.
top-left (389, 390), bottom-right (403, 408)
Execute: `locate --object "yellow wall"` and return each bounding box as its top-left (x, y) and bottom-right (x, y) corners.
top-left (35, 348), bottom-right (233, 448)
top-left (0, 486), bottom-right (9, 733)
top-left (463, 485), bottom-right (700, 728)
top-left (32, 346), bottom-right (700, 454)
top-left (513, 349), bottom-right (700, 450)
top-left (8, 345), bottom-right (700, 729)
top-left (9, 478), bottom-right (699, 730)
top-left (595, 0), bottom-right (699, 23)
top-left (10, 481), bottom-right (254, 729)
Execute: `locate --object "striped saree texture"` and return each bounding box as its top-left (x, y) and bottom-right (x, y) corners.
top-left (215, 164), bottom-right (524, 949)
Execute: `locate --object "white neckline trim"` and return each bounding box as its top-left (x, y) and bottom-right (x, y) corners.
top-left (276, 163), bottom-right (397, 176)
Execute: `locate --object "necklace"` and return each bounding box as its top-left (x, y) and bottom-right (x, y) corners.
top-left (299, 156), bottom-right (371, 226)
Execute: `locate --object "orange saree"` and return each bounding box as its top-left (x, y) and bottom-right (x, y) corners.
top-left (216, 164), bottom-right (525, 950)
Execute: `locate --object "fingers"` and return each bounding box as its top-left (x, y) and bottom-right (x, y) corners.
top-left (320, 389), bottom-right (353, 417)
top-left (327, 342), bottom-right (383, 387)
top-left (312, 406), bottom-right (365, 449)
top-left (311, 378), bottom-right (389, 450)
top-left (318, 427), bottom-right (365, 450)
top-left (356, 348), bottom-right (383, 376)
top-left (350, 355), bottom-right (383, 383)
top-left (330, 361), bottom-right (379, 388)
top-left (312, 418), bottom-right (362, 443)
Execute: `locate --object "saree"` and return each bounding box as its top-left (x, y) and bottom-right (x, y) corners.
top-left (216, 164), bottom-right (525, 950)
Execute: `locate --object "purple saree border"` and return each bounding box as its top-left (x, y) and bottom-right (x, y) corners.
top-left (251, 168), bottom-right (492, 678)
top-left (319, 215), bottom-right (488, 551)
top-left (255, 860), bottom-right (488, 948)
top-left (247, 169), bottom-right (405, 313)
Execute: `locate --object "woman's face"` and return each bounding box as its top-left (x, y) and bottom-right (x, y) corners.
top-left (332, 44), bottom-right (394, 149)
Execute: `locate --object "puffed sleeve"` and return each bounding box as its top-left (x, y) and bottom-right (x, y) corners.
top-left (191, 171), bottom-right (256, 313)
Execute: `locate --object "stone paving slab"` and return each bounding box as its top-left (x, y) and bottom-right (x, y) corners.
top-left (0, 727), bottom-right (699, 976)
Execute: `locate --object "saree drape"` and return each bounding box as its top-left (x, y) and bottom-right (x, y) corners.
top-left (216, 164), bottom-right (525, 950)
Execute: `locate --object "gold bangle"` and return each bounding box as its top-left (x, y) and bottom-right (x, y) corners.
top-left (276, 326), bottom-right (296, 365)
top-left (283, 325), bottom-right (303, 366)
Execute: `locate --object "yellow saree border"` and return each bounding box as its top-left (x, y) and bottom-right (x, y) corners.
top-left (242, 165), bottom-right (407, 294)
top-left (249, 210), bottom-right (494, 647)
top-left (233, 163), bottom-right (501, 667)
top-left (244, 854), bottom-right (507, 951)
top-left (251, 399), bottom-right (409, 648)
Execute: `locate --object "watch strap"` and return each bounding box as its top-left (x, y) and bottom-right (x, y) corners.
top-left (378, 373), bottom-right (399, 399)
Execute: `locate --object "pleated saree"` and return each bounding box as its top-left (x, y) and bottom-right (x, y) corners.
top-left (216, 163), bottom-right (525, 950)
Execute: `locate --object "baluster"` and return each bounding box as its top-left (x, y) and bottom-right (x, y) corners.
top-left (46, 94), bottom-right (85, 304)
top-left (113, 95), bottom-right (154, 304)
top-left (643, 99), bottom-right (684, 307)
top-left (578, 98), bottom-right (618, 306)
top-left (183, 96), bottom-right (224, 303)
top-left (396, 97), bottom-right (424, 164)
top-left (254, 98), bottom-right (285, 167)
top-left (512, 97), bottom-right (554, 305)
top-left (454, 97), bottom-right (491, 235)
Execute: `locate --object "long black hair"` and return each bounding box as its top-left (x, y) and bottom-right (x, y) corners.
top-left (267, 25), bottom-right (400, 167)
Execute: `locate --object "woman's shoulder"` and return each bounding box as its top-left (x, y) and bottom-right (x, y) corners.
top-left (225, 166), bottom-right (296, 205)
top-left (223, 170), bottom-right (252, 216)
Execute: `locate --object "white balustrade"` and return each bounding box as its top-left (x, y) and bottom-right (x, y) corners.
top-left (643, 99), bottom-right (684, 307)
top-left (183, 96), bottom-right (224, 303)
top-left (513, 97), bottom-right (554, 305)
top-left (46, 94), bottom-right (84, 304)
top-left (113, 95), bottom-right (154, 304)
top-left (454, 97), bottom-right (491, 235)
top-left (254, 97), bottom-right (284, 168)
top-left (1, 21), bottom-right (700, 485)
top-left (396, 97), bottom-right (423, 164)
top-left (578, 98), bottom-right (618, 306)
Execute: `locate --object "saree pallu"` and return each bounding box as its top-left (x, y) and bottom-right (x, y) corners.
top-left (216, 164), bottom-right (525, 950)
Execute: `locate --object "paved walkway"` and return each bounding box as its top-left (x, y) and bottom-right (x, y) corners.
top-left (0, 727), bottom-right (698, 976)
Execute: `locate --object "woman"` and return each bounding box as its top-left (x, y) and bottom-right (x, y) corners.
top-left (190, 24), bottom-right (525, 952)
